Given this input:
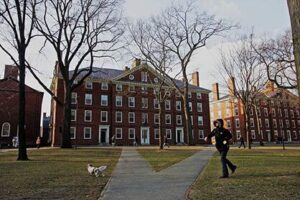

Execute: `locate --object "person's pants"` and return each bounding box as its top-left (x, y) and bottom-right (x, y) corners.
top-left (220, 149), bottom-right (235, 176)
top-left (239, 142), bottom-right (245, 148)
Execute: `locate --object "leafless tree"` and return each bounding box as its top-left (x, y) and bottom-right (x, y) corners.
top-left (219, 35), bottom-right (267, 149)
top-left (0, 0), bottom-right (41, 160)
top-left (29, 0), bottom-right (123, 148)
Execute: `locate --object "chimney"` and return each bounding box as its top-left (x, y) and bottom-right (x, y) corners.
top-left (228, 77), bottom-right (236, 96)
top-left (265, 80), bottom-right (275, 92)
top-left (124, 66), bottom-right (130, 71)
top-left (54, 61), bottom-right (61, 76)
top-left (131, 58), bottom-right (141, 68)
top-left (4, 65), bottom-right (19, 80)
top-left (212, 83), bottom-right (220, 101)
top-left (192, 71), bottom-right (199, 86)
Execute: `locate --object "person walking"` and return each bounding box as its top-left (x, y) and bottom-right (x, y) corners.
top-left (36, 136), bottom-right (41, 149)
top-left (163, 135), bottom-right (170, 148)
top-left (205, 119), bottom-right (237, 178)
top-left (111, 135), bottom-right (116, 147)
top-left (239, 136), bottom-right (246, 148)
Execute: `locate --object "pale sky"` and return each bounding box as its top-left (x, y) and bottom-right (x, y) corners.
top-left (0, 0), bottom-right (291, 118)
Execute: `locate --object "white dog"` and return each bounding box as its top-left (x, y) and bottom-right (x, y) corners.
top-left (87, 164), bottom-right (107, 177)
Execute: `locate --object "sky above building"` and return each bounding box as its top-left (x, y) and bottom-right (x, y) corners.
top-left (0, 0), bottom-right (291, 116)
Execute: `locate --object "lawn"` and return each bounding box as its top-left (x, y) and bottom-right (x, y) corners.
top-left (0, 148), bottom-right (121, 200)
top-left (188, 148), bottom-right (300, 200)
top-left (137, 148), bottom-right (200, 172)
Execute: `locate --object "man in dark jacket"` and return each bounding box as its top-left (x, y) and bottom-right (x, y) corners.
top-left (205, 119), bottom-right (237, 178)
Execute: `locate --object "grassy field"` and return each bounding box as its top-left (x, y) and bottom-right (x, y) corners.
top-left (188, 148), bottom-right (300, 200)
top-left (0, 148), bottom-right (121, 200)
top-left (137, 148), bottom-right (200, 172)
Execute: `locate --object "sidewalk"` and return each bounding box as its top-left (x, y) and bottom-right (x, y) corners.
top-left (100, 147), bottom-right (215, 200)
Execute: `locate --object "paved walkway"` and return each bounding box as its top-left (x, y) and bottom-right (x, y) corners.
top-left (100, 147), bottom-right (215, 200)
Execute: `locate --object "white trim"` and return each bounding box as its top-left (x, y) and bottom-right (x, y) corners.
top-left (128, 128), bottom-right (135, 139)
top-left (101, 111), bottom-right (108, 122)
top-left (115, 128), bottom-right (122, 139)
top-left (128, 112), bottom-right (135, 123)
top-left (175, 127), bottom-right (184, 143)
top-left (99, 125), bottom-right (110, 144)
top-left (1, 122), bottom-right (10, 137)
top-left (115, 111), bottom-right (122, 123)
top-left (84, 127), bottom-right (92, 139)
top-left (71, 109), bottom-right (77, 121)
top-left (70, 127), bottom-right (76, 139)
top-left (84, 110), bottom-right (92, 122)
top-left (140, 127), bottom-right (150, 144)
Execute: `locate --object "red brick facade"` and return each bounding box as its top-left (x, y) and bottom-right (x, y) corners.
top-left (50, 63), bottom-right (211, 146)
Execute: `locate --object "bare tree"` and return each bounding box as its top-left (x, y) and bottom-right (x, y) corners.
top-left (29, 0), bottom-right (123, 148)
top-left (219, 35), bottom-right (267, 149)
top-left (0, 0), bottom-right (41, 160)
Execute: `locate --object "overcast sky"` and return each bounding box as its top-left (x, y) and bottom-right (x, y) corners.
top-left (0, 0), bottom-right (291, 117)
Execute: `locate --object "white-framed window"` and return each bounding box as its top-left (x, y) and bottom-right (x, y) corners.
top-left (197, 92), bottom-right (202, 99)
top-left (84, 127), bottom-right (92, 139)
top-left (176, 115), bottom-right (182, 125)
top-left (101, 95), bottom-right (108, 106)
top-left (274, 130), bottom-right (278, 137)
top-left (129, 85), bottom-right (135, 92)
top-left (141, 86), bottom-right (148, 94)
top-left (154, 129), bottom-right (159, 139)
top-left (293, 131), bottom-right (297, 139)
top-left (278, 109), bottom-right (282, 117)
top-left (70, 127), bottom-right (76, 139)
top-left (71, 109), bottom-right (77, 121)
top-left (188, 92), bottom-right (192, 98)
top-left (71, 92), bottom-right (77, 104)
top-left (279, 119), bottom-right (283, 128)
top-left (84, 110), bottom-right (92, 122)
top-left (154, 99), bottom-right (160, 109)
top-left (101, 111), bottom-right (108, 122)
top-left (141, 71), bottom-right (148, 82)
top-left (265, 119), bottom-right (269, 128)
top-left (85, 94), bottom-right (92, 105)
top-left (176, 101), bottom-right (181, 111)
top-left (292, 120), bottom-right (296, 128)
top-left (197, 103), bottom-right (202, 112)
top-left (142, 98), bottom-right (148, 108)
top-left (296, 110), bottom-right (300, 118)
top-left (128, 128), bottom-right (135, 139)
top-left (128, 97), bottom-right (135, 107)
top-left (115, 96), bottom-right (122, 107)
top-left (116, 84), bottom-right (122, 91)
top-left (165, 100), bottom-right (171, 110)
top-left (257, 108), bottom-right (261, 116)
top-left (101, 82), bottom-right (108, 90)
top-left (236, 130), bottom-right (241, 140)
top-left (166, 129), bottom-right (172, 139)
top-left (85, 81), bottom-right (93, 89)
top-left (272, 108), bottom-right (276, 117)
top-left (199, 130), bottom-right (204, 139)
top-left (1, 122), bottom-right (10, 137)
top-left (153, 88), bottom-right (159, 95)
top-left (165, 114), bottom-right (171, 124)
top-left (128, 112), bottom-right (135, 123)
top-left (285, 120), bottom-right (290, 128)
top-left (116, 128), bottom-right (122, 139)
top-left (264, 108), bottom-right (268, 117)
top-left (290, 109), bottom-right (294, 118)
top-left (236, 119), bottom-right (240, 128)
top-left (251, 130), bottom-right (256, 139)
top-left (190, 115), bottom-right (194, 125)
top-left (284, 109), bottom-right (288, 117)
top-left (142, 113), bottom-right (148, 124)
top-left (234, 106), bottom-right (239, 116)
top-left (115, 111), bottom-right (122, 123)
top-left (250, 118), bottom-right (254, 127)
top-left (198, 116), bottom-right (203, 126)
top-left (154, 114), bottom-right (160, 124)
top-left (273, 119), bottom-right (277, 128)
top-left (189, 102), bottom-right (193, 112)
top-left (227, 120), bottom-right (231, 129)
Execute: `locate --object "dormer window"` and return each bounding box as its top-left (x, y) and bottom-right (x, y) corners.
top-left (116, 84), bottom-right (122, 91)
top-left (101, 82), bottom-right (108, 90)
top-left (141, 71), bottom-right (147, 82)
top-left (85, 81), bottom-right (93, 89)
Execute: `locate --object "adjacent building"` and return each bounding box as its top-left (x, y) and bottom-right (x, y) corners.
top-left (50, 59), bottom-right (211, 146)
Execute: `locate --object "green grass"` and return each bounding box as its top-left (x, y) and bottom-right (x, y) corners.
top-left (188, 148), bottom-right (300, 200)
top-left (138, 148), bottom-right (199, 172)
top-left (0, 148), bottom-right (121, 200)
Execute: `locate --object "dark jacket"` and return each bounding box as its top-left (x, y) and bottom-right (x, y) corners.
top-left (208, 127), bottom-right (232, 151)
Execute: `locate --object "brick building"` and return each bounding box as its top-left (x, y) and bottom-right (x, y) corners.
top-left (50, 60), bottom-right (211, 146)
top-left (210, 79), bottom-right (300, 143)
top-left (0, 65), bottom-right (44, 147)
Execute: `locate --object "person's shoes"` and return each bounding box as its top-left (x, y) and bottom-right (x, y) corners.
top-left (219, 175), bottom-right (229, 178)
top-left (231, 166), bottom-right (237, 174)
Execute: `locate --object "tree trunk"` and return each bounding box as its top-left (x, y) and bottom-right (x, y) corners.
top-left (183, 88), bottom-right (193, 145)
top-left (61, 81), bottom-right (72, 148)
top-left (287, 0), bottom-right (300, 96)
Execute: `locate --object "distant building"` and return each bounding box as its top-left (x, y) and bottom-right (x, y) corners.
top-left (41, 112), bottom-right (51, 145)
top-left (210, 79), bottom-right (300, 143)
top-left (50, 59), bottom-right (211, 146)
top-left (0, 65), bottom-right (43, 147)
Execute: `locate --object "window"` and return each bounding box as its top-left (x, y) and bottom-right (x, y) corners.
top-left (154, 129), bottom-right (159, 139)
top-left (1, 122), bottom-right (10, 137)
top-left (154, 114), bottom-right (160, 124)
top-left (293, 131), bottom-right (297, 139)
top-left (278, 109), bottom-right (282, 117)
top-left (257, 109), bottom-right (261, 117)
top-left (296, 110), bottom-right (300, 118)
top-left (198, 116), bottom-right (203, 126)
top-left (249, 108), bottom-right (253, 116)
top-left (116, 128), bottom-right (122, 139)
top-left (235, 119), bottom-right (240, 128)
top-left (128, 112), bottom-right (135, 123)
top-left (71, 92), bottom-right (77, 104)
top-left (190, 116), bottom-right (194, 125)
top-left (234, 106), bottom-right (239, 116)
top-left (265, 119), bottom-right (269, 128)
top-left (176, 115), bottom-right (182, 125)
top-left (141, 71), bottom-right (148, 82)
top-left (84, 127), bottom-right (92, 139)
top-left (141, 86), bottom-right (148, 94)
top-left (84, 110), bottom-right (92, 122)
top-left (115, 96), bottom-right (122, 107)
top-left (115, 111), bottom-right (122, 123)
top-left (272, 108), bottom-right (276, 117)
top-left (85, 94), bottom-right (92, 105)
top-left (197, 92), bottom-right (202, 99)
top-left (264, 108), bottom-right (268, 117)
top-left (70, 127), bottom-right (76, 139)
top-left (250, 118), bottom-right (254, 127)
top-left (227, 120), bottom-right (231, 128)
top-left (154, 99), bottom-right (160, 109)
top-left (292, 120), bottom-right (296, 128)
top-left (128, 97), bottom-right (135, 107)
top-left (189, 102), bottom-right (192, 112)
top-left (176, 101), bottom-right (181, 111)
top-left (290, 110), bottom-right (294, 118)
top-left (101, 82), bottom-right (108, 90)
top-left (284, 109), bottom-right (288, 117)
top-left (116, 84), bottom-right (122, 91)
top-left (165, 100), bottom-right (171, 110)
top-left (71, 109), bottom-right (77, 121)
top-left (279, 119), bottom-right (283, 128)
top-left (197, 103), bottom-right (202, 112)
top-left (285, 120), bottom-right (290, 128)
top-left (128, 128), bottom-right (135, 139)
top-left (166, 129), bottom-right (172, 139)
top-left (199, 130), bottom-right (204, 139)
top-left (273, 119), bottom-right (277, 128)
top-left (188, 92), bottom-right (192, 98)
top-left (101, 111), bottom-right (108, 122)
top-left (274, 130), bottom-right (278, 137)
top-left (251, 130), bottom-right (256, 139)
top-left (129, 85), bottom-right (135, 92)
top-left (142, 113), bottom-right (148, 124)
top-left (85, 81), bottom-right (92, 89)
top-left (142, 98), bottom-right (148, 108)
top-left (165, 114), bottom-right (171, 124)
top-left (236, 130), bottom-right (241, 140)
top-left (101, 95), bottom-right (108, 106)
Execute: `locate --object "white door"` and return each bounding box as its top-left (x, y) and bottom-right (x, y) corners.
top-left (140, 127), bottom-right (150, 145)
top-left (287, 131), bottom-right (292, 142)
top-left (176, 128), bottom-right (184, 144)
top-left (99, 125), bottom-right (110, 144)
top-left (266, 130), bottom-right (271, 142)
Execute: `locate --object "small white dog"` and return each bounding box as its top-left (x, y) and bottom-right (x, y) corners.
top-left (87, 164), bottom-right (107, 177)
